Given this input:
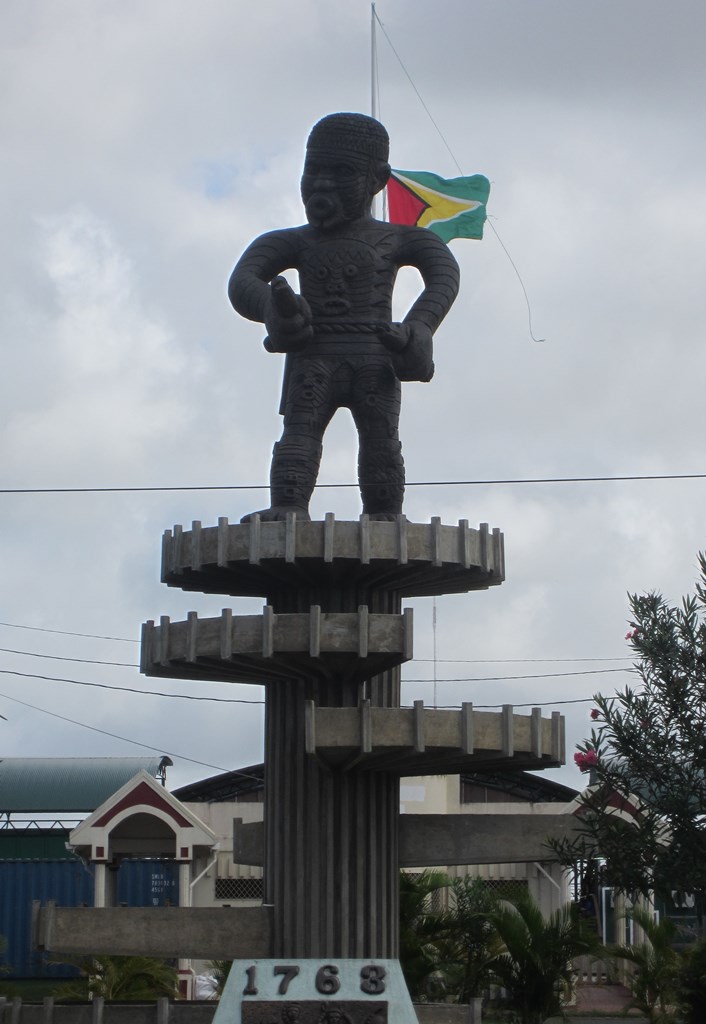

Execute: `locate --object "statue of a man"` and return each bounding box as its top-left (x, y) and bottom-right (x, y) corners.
top-left (228, 112), bottom-right (460, 522)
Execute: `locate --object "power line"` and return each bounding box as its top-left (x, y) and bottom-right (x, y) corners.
top-left (0, 620), bottom-right (634, 665)
top-left (441, 697), bottom-right (597, 709)
top-left (0, 663), bottom-right (632, 696)
top-left (0, 685), bottom-right (600, 780)
top-left (0, 664), bottom-right (624, 704)
top-left (0, 690), bottom-right (251, 775)
top-left (0, 669), bottom-right (263, 703)
top-left (0, 620), bottom-right (138, 643)
top-left (2, 472), bottom-right (706, 496)
top-left (0, 641), bottom-right (631, 668)
top-left (0, 647), bottom-right (138, 668)
top-left (414, 657), bottom-right (631, 664)
top-left (404, 667), bottom-right (634, 683)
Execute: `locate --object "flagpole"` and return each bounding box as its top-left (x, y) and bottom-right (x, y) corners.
top-left (371, 3), bottom-right (378, 121)
top-left (371, 4), bottom-right (388, 221)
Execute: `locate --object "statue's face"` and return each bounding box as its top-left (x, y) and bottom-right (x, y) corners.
top-left (301, 146), bottom-right (378, 229)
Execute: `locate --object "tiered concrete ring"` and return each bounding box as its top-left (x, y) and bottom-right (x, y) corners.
top-left (160, 513), bottom-right (505, 598)
top-left (141, 606), bottom-right (413, 684)
top-left (306, 701), bottom-right (565, 773)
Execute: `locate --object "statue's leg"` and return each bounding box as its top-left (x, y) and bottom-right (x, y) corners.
top-left (266, 434), bottom-right (323, 519)
top-left (241, 358), bottom-right (336, 523)
top-left (351, 359), bottom-right (405, 520)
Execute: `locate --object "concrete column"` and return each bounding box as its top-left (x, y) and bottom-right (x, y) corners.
top-left (93, 863), bottom-right (106, 908)
top-left (614, 891), bottom-right (628, 984)
top-left (265, 671), bottom-right (400, 959)
top-left (178, 862), bottom-right (191, 908)
top-left (177, 862), bottom-right (193, 993)
top-left (263, 578), bottom-right (402, 959)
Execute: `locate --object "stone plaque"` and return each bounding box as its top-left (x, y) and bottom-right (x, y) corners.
top-left (214, 960), bottom-right (416, 1024)
top-left (242, 1001), bottom-right (387, 1024)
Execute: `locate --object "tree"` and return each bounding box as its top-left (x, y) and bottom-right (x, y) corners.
top-left (554, 553), bottom-right (706, 921)
top-left (489, 892), bottom-right (600, 1024)
top-left (609, 905), bottom-right (679, 1023)
top-left (435, 876), bottom-right (503, 1003)
top-left (674, 936), bottom-right (706, 1024)
top-left (54, 955), bottom-right (177, 1001)
top-left (398, 870), bottom-right (451, 1001)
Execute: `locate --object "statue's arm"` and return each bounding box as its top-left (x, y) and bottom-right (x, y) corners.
top-left (397, 228), bottom-right (460, 333)
top-left (228, 230), bottom-right (297, 323)
top-left (228, 230), bottom-right (312, 351)
top-left (379, 229), bottom-right (460, 382)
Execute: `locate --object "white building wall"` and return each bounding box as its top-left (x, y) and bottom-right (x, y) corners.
top-left (399, 776), bottom-right (570, 919)
top-left (182, 775), bottom-right (572, 921)
top-left (183, 801), bottom-right (262, 910)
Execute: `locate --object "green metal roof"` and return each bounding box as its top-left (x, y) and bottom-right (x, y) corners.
top-left (0, 757), bottom-right (172, 812)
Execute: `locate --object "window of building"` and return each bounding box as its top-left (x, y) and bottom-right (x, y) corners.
top-left (214, 877), bottom-right (263, 901)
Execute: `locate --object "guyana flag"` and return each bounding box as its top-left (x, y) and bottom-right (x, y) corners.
top-left (387, 169), bottom-right (490, 242)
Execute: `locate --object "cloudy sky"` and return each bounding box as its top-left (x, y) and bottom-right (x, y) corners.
top-left (2, 0), bottom-right (705, 795)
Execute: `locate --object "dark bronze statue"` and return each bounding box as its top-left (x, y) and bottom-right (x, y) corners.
top-left (228, 112), bottom-right (460, 521)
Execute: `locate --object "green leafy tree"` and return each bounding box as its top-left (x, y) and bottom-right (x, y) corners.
top-left (207, 959), bottom-right (232, 998)
top-left (609, 906), bottom-right (679, 1023)
top-left (553, 554), bottom-right (706, 922)
top-left (489, 892), bottom-right (600, 1024)
top-left (54, 955), bottom-right (177, 1002)
top-left (399, 870), bottom-right (451, 1001)
top-left (674, 936), bottom-right (706, 1024)
top-left (436, 876), bottom-right (503, 1003)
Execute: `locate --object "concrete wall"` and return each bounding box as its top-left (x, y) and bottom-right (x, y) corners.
top-left (399, 777), bottom-right (571, 915)
top-left (185, 776), bottom-right (572, 920)
top-left (0, 998), bottom-right (466, 1024)
top-left (0, 998), bottom-right (215, 1024)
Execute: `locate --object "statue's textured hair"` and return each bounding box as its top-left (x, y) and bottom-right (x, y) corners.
top-left (307, 113), bottom-right (389, 162)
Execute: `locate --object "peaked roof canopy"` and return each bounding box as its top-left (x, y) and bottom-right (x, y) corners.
top-left (0, 757), bottom-right (173, 812)
top-left (70, 770), bottom-right (216, 860)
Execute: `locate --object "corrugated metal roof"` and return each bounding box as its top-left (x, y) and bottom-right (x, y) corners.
top-left (0, 757), bottom-right (173, 812)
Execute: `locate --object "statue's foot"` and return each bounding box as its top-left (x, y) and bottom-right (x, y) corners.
top-left (240, 506), bottom-right (311, 523)
top-left (366, 511), bottom-right (401, 522)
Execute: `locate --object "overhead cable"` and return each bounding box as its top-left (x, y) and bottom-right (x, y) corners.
top-left (2, 472), bottom-right (706, 496)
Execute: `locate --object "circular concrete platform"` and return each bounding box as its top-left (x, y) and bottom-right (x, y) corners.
top-left (160, 513), bottom-right (504, 601)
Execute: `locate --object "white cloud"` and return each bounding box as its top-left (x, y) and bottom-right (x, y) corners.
top-left (1, 0), bottom-right (706, 793)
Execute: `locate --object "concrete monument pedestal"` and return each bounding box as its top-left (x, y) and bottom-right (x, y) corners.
top-left (139, 514), bottom-right (564, 1018)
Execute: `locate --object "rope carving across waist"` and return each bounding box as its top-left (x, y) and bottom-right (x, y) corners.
top-left (313, 321), bottom-right (387, 334)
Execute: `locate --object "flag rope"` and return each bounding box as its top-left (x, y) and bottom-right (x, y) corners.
top-left (371, 4), bottom-right (545, 343)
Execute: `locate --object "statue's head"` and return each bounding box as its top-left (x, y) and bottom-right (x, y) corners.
top-left (301, 112), bottom-right (391, 229)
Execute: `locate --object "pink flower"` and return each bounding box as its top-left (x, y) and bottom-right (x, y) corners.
top-left (625, 628), bottom-right (640, 641)
top-left (591, 708), bottom-right (600, 720)
top-left (574, 749), bottom-right (599, 772)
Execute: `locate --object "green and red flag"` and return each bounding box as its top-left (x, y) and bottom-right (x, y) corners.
top-left (387, 169), bottom-right (490, 242)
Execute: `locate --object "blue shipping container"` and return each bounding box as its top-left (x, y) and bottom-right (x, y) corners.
top-left (0, 858), bottom-right (179, 979)
top-left (0, 859), bottom-right (94, 979)
top-left (116, 858), bottom-right (179, 908)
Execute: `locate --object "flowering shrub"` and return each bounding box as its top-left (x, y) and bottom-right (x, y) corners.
top-left (573, 749), bottom-right (598, 772)
top-left (552, 552), bottom-right (706, 910)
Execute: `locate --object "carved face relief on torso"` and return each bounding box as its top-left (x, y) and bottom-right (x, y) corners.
top-left (299, 237), bottom-right (392, 322)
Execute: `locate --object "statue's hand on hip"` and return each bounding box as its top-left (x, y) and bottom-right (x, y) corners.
top-left (380, 321), bottom-right (435, 382)
top-left (263, 276), bottom-right (313, 353)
